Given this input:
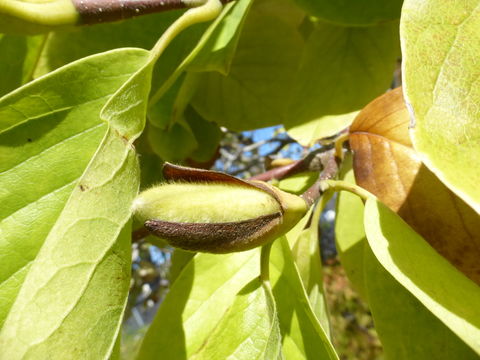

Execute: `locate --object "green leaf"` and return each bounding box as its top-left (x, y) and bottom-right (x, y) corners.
top-left (291, 0), bottom-right (403, 26)
top-left (190, 280), bottom-right (282, 360)
top-left (148, 75), bottom-right (189, 130)
top-left (401, 0), bottom-right (480, 214)
top-left (147, 120), bottom-right (198, 162)
top-left (0, 48), bottom-right (148, 329)
top-left (0, 47), bottom-right (151, 357)
top-left (271, 238), bottom-right (338, 359)
top-left (364, 198), bottom-right (480, 355)
top-left (193, 8), bottom-right (399, 132)
top-left (168, 249), bottom-right (196, 285)
top-left (364, 246), bottom-right (479, 359)
top-left (334, 154), bottom-right (367, 299)
top-left (148, 0), bottom-right (254, 107)
top-left (191, 8), bottom-right (304, 131)
top-left (185, 106), bottom-right (222, 163)
top-left (0, 33), bottom-right (45, 97)
top-left (277, 171), bottom-right (318, 195)
top-left (34, 12), bottom-right (180, 77)
top-left (186, 0), bottom-right (254, 74)
top-left (288, 199), bottom-right (331, 337)
top-left (286, 111), bottom-right (357, 147)
top-left (287, 20), bottom-right (400, 130)
top-left (136, 250), bottom-right (260, 359)
top-left (138, 220), bottom-right (337, 359)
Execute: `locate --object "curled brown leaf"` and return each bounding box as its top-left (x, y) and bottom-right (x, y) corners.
top-left (350, 87), bottom-right (480, 284)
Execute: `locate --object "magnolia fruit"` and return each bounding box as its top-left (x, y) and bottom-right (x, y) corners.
top-left (132, 163), bottom-right (308, 253)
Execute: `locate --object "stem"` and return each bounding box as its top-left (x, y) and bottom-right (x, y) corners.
top-left (260, 242), bottom-right (273, 283)
top-left (149, 0), bottom-right (223, 64)
top-left (320, 179), bottom-right (372, 201)
top-left (301, 180), bottom-right (322, 207)
top-left (334, 133), bottom-right (349, 161)
top-left (250, 147), bottom-right (330, 182)
top-left (250, 160), bottom-right (302, 182)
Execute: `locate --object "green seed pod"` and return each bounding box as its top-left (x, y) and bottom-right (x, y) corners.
top-left (132, 163), bottom-right (308, 253)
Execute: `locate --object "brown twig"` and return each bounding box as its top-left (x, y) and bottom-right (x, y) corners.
top-left (132, 227), bottom-right (150, 243)
top-left (249, 147), bottom-right (330, 182)
top-left (300, 149), bottom-right (339, 206)
top-left (74, 0), bottom-right (234, 25)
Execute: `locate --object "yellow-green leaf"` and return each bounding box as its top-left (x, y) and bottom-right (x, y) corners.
top-left (334, 154), bottom-right (367, 299)
top-left (401, 0), bottom-right (480, 214)
top-left (364, 198), bottom-right (480, 355)
top-left (0, 47), bottom-right (151, 358)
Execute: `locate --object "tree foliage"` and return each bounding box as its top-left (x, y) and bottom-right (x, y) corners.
top-left (0, 0), bottom-right (479, 359)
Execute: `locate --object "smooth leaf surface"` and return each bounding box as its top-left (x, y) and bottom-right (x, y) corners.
top-left (291, 0), bottom-right (403, 26)
top-left (136, 249), bottom-right (260, 359)
top-left (271, 238), bottom-right (338, 360)
top-left (138, 220), bottom-right (337, 359)
top-left (192, 7), bottom-right (304, 131)
top-left (0, 33), bottom-right (44, 97)
top-left (0, 47), bottom-right (151, 358)
top-left (287, 112), bottom-right (357, 147)
top-left (190, 280), bottom-right (282, 360)
top-left (401, 0), bottom-right (480, 214)
top-left (364, 198), bottom-right (480, 355)
top-left (364, 246), bottom-right (479, 359)
top-left (148, 73), bottom-right (199, 130)
top-left (278, 171), bottom-right (318, 195)
top-left (186, 0), bottom-right (253, 74)
top-left (185, 106), bottom-right (222, 164)
top-left (287, 20), bottom-right (399, 131)
top-left (288, 200), bottom-right (330, 336)
top-left (148, 120), bottom-right (198, 162)
top-left (350, 88), bottom-right (480, 283)
top-left (34, 11), bottom-right (180, 76)
top-left (148, 0), bottom-right (253, 108)
top-left (0, 49), bottom-right (148, 330)
top-left (334, 154), bottom-right (367, 299)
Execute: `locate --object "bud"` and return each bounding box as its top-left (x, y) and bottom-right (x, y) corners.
top-left (132, 163), bottom-right (308, 253)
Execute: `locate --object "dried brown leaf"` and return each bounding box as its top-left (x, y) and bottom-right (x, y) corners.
top-left (350, 87), bottom-right (480, 284)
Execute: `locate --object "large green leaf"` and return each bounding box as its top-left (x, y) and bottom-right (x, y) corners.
top-left (185, 0), bottom-right (253, 75)
top-left (287, 199), bottom-right (330, 336)
top-left (0, 33), bottom-right (44, 97)
top-left (191, 7), bottom-right (304, 131)
top-left (34, 12), bottom-right (180, 76)
top-left (148, 120), bottom-right (198, 162)
top-left (291, 0), bottom-right (403, 26)
top-left (0, 47), bottom-right (151, 357)
top-left (136, 250), bottom-right (260, 359)
top-left (334, 154), bottom-right (367, 299)
top-left (146, 0), bottom-right (253, 149)
top-left (401, 0), bottom-right (480, 214)
top-left (185, 106), bottom-right (222, 164)
top-left (271, 238), bottom-right (338, 360)
top-left (193, 7), bottom-right (399, 132)
top-left (364, 198), bottom-right (480, 355)
top-left (190, 280), bottom-right (282, 360)
top-left (286, 20), bottom-right (400, 131)
top-left (147, 0), bottom-right (254, 113)
top-left (138, 222), bottom-right (337, 359)
top-left (364, 246), bottom-right (479, 359)
top-left (0, 48), bottom-right (148, 329)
